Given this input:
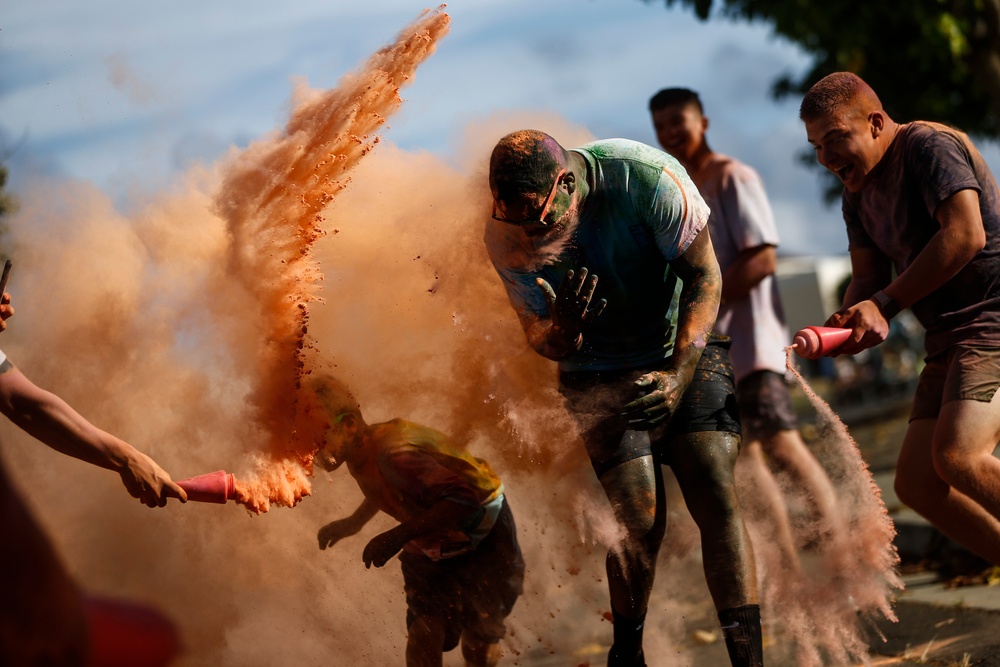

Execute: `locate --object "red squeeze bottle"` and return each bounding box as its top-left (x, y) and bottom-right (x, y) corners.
top-left (791, 326), bottom-right (852, 360)
top-left (84, 595), bottom-right (181, 667)
top-left (175, 470), bottom-right (235, 504)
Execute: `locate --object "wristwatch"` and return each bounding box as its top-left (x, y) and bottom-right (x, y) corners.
top-left (871, 290), bottom-right (901, 320)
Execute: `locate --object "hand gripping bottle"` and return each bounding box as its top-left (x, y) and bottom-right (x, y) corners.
top-left (175, 470), bottom-right (236, 504)
top-left (791, 326), bottom-right (852, 360)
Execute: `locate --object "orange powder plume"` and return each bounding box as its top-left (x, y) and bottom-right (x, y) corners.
top-left (0, 11), bottom-right (684, 665)
top-left (2, 8), bottom-right (907, 661)
top-left (210, 6), bottom-right (451, 513)
top-left (743, 348), bottom-right (903, 665)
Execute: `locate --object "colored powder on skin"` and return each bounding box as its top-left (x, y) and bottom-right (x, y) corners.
top-left (738, 347), bottom-right (902, 665)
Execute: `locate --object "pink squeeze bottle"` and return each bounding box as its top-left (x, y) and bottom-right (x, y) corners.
top-left (791, 326), bottom-right (852, 360)
top-left (175, 470), bottom-right (236, 504)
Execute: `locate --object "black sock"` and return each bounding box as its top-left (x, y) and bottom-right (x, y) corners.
top-left (718, 604), bottom-right (763, 667)
top-left (607, 607), bottom-right (646, 667)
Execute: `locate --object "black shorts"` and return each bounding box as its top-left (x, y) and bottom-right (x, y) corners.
top-left (736, 370), bottom-right (799, 439)
top-left (399, 498), bottom-right (525, 647)
top-left (559, 337), bottom-right (742, 476)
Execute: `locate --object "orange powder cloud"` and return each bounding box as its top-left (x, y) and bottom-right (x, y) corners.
top-left (0, 7), bottom-right (899, 665)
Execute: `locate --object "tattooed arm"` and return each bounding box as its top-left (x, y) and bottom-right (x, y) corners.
top-left (622, 227), bottom-right (722, 428)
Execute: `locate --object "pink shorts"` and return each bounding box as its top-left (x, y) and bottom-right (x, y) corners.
top-left (910, 345), bottom-right (1000, 421)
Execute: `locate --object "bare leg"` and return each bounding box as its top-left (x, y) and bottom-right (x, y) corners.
top-left (406, 615), bottom-right (445, 667)
top-left (597, 455), bottom-right (667, 618)
top-left (461, 636), bottom-right (502, 667)
top-left (764, 428), bottom-right (841, 536)
top-left (895, 412), bottom-right (1000, 565)
top-left (671, 431), bottom-right (758, 610)
top-left (736, 438), bottom-right (801, 572)
top-left (931, 391), bottom-right (1000, 519)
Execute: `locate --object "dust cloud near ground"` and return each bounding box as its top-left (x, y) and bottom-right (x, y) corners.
top-left (0, 6), bottom-right (898, 666)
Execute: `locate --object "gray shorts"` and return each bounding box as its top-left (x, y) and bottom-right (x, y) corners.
top-left (736, 370), bottom-right (799, 439)
top-left (911, 344), bottom-right (1000, 421)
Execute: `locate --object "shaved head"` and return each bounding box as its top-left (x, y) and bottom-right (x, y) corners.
top-left (489, 130), bottom-right (567, 203)
top-left (800, 72), bottom-right (884, 123)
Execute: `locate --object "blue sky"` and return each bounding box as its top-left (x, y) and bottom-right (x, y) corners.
top-left (0, 0), bottom-right (953, 255)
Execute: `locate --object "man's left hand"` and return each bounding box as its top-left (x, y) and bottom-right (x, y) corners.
top-left (621, 369), bottom-right (686, 430)
top-left (363, 529), bottom-right (406, 569)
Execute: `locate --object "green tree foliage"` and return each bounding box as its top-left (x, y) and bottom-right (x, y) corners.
top-left (654, 0), bottom-right (1000, 137)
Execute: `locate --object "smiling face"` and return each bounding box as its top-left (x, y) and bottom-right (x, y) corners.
top-left (805, 107), bottom-right (887, 193)
top-left (651, 101), bottom-right (707, 165)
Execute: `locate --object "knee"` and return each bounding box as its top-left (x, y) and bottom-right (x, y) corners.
top-left (894, 469), bottom-right (946, 513)
top-left (893, 473), bottom-right (921, 510)
top-left (612, 504), bottom-right (662, 549)
top-left (462, 636), bottom-right (501, 667)
top-left (931, 446), bottom-right (974, 489)
top-left (762, 432), bottom-right (802, 466)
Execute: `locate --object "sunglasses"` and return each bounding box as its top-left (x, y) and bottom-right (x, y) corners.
top-left (492, 168), bottom-right (567, 227)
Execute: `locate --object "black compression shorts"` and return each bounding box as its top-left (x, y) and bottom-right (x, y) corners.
top-left (559, 336), bottom-right (742, 476)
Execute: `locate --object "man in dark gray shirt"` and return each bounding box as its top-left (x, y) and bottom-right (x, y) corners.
top-left (801, 71), bottom-right (1000, 566)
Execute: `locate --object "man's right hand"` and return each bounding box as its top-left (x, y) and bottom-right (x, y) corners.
top-left (825, 300), bottom-right (889, 355)
top-left (536, 267), bottom-right (607, 344)
top-left (117, 448), bottom-right (187, 508)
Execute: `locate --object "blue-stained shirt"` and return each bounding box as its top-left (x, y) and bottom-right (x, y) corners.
top-left (485, 139), bottom-right (709, 371)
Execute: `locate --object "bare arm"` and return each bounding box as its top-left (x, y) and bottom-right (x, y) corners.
top-left (721, 244), bottom-right (776, 303)
top-left (835, 246), bottom-right (893, 312)
top-left (622, 227), bottom-right (722, 428)
top-left (362, 498), bottom-right (479, 568)
top-left (317, 496), bottom-right (380, 550)
top-left (666, 227), bottom-right (722, 379)
top-left (0, 358), bottom-right (186, 506)
top-left (829, 189), bottom-right (985, 354)
top-left (885, 188), bottom-right (986, 307)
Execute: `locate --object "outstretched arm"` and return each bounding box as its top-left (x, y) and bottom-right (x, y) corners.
top-left (317, 497), bottom-right (380, 550)
top-left (829, 188), bottom-right (985, 354)
top-left (0, 358), bottom-right (186, 507)
top-left (622, 227), bottom-right (722, 428)
top-left (362, 497), bottom-right (480, 568)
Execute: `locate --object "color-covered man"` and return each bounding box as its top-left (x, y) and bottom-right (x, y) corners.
top-left (312, 374), bottom-right (524, 667)
top-left (485, 130), bottom-right (763, 667)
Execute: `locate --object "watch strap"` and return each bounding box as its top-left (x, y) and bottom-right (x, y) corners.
top-left (871, 290), bottom-right (900, 320)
